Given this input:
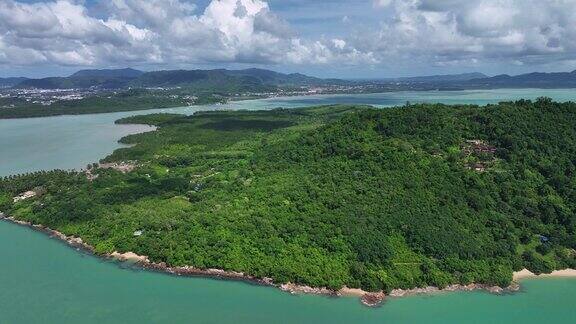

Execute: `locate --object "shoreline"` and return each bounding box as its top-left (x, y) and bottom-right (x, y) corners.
top-left (513, 268), bottom-right (576, 280)
top-left (0, 213), bottom-right (277, 285)
top-left (2, 87), bottom-right (559, 121)
top-left (0, 213), bottom-right (573, 307)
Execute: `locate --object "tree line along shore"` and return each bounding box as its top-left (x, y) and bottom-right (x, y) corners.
top-left (2, 213), bottom-right (573, 308)
top-left (1, 100), bottom-right (575, 305)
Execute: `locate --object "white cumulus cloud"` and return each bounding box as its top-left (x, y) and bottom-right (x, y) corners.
top-left (2, 0), bottom-right (576, 73)
top-left (360, 0), bottom-right (576, 67)
top-left (0, 0), bottom-right (377, 69)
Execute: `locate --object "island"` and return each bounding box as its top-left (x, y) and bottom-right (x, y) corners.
top-left (1, 98), bottom-right (575, 306)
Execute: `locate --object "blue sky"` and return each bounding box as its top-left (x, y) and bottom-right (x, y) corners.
top-left (2, 0), bottom-right (576, 78)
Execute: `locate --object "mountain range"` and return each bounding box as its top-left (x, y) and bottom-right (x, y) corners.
top-left (5, 68), bottom-right (576, 91)
top-left (374, 72), bottom-right (488, 83)
top-left (0, 77), bottom-right (29, 88)
top-left (70, 68), bottom-right (144, 79)
top-left (11, 68), bottom-right (340, 91)
top-left (462, 70), bottom-right (576, 88)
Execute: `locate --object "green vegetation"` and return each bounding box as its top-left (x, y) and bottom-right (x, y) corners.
top-left (17, 76), bottom-right (134, 90)
top-left (128, 70), bottom-right (278, 92)
top-left (1, 98), bottom-right (575, 292)
top-left (15, 68), bottom-right (328, 91)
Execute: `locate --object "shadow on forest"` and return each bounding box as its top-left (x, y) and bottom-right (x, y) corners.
top-left (200, 119), bottom-right (294, 132)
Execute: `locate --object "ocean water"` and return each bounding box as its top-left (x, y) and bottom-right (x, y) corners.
top-left (1, 89), bottom-right (576, 323)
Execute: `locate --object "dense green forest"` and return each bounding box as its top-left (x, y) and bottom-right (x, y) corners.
top-left (1, 98), bottom-right (575, 292)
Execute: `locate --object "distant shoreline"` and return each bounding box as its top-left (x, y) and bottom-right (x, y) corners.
top-left (3, 87), bottom-right (576, 120)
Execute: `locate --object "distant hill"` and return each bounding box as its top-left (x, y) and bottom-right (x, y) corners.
top-left (18, 76), bottom-right (135, 90)
top-left (371, 70), bottom-right (576, 89)
top-left (0, 77), bottom-right (28, 88)
top-left (128, 69), bottom-right (278, 93)
top-left (364, 73), bottom-right (487, 84)
top-left (130, 68), bottom-right (347, 90)
top-left (12, 67), bottom-right (576, 91)
top-left (17, 68), bottom-right (144, 89)
top-left (71, 68), bottom-right (144, 78)
top-left (224, 68), bottom-right (346, 86)
top-left (14, 68), bottom-right (348, 90)
top-left (464, 70), bottom-right (576, 89)
top-left (17, 77), bottom-right (69, 89)
top-left (396, 72), bottom-right (488, 83)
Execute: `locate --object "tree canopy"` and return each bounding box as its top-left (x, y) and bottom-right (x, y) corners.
top-left (2, 99), bottom-right (575, 292)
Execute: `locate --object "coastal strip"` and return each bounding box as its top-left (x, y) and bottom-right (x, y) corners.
top-left (0, 212), bottom-right (569, 307)
top-left (0, 213), bottom-right (277, 285)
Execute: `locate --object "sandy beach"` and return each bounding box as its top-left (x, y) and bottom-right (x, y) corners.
top-left (513, 268), bottom-right (576, 281)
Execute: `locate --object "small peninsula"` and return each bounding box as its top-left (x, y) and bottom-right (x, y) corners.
top-left (1, 99), bottom-right (575, 306)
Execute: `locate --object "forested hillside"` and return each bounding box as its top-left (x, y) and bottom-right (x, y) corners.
top-left (11, 68), bottom-right (342, 90)
top-left (1, 99), bottom-right (575, 292)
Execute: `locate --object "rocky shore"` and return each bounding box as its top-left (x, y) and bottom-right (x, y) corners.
top-left (0, 212), bottom-right (554, 308)
top-left (0, 213), bottom-right (94, 252)
top-left (389, 282), bottom-right (520, 298)
top-left (0, 213), bottom-right (276, 286)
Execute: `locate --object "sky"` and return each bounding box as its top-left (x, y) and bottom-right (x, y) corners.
top-left (1, 0), bottom-right (576, 78)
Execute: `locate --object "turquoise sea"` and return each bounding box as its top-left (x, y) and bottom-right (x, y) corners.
top-left (1, 89), bottom-right (576, 323)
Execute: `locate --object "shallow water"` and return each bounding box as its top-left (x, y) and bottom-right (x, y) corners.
top-left (1, 88), bottom-right (576, 323)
